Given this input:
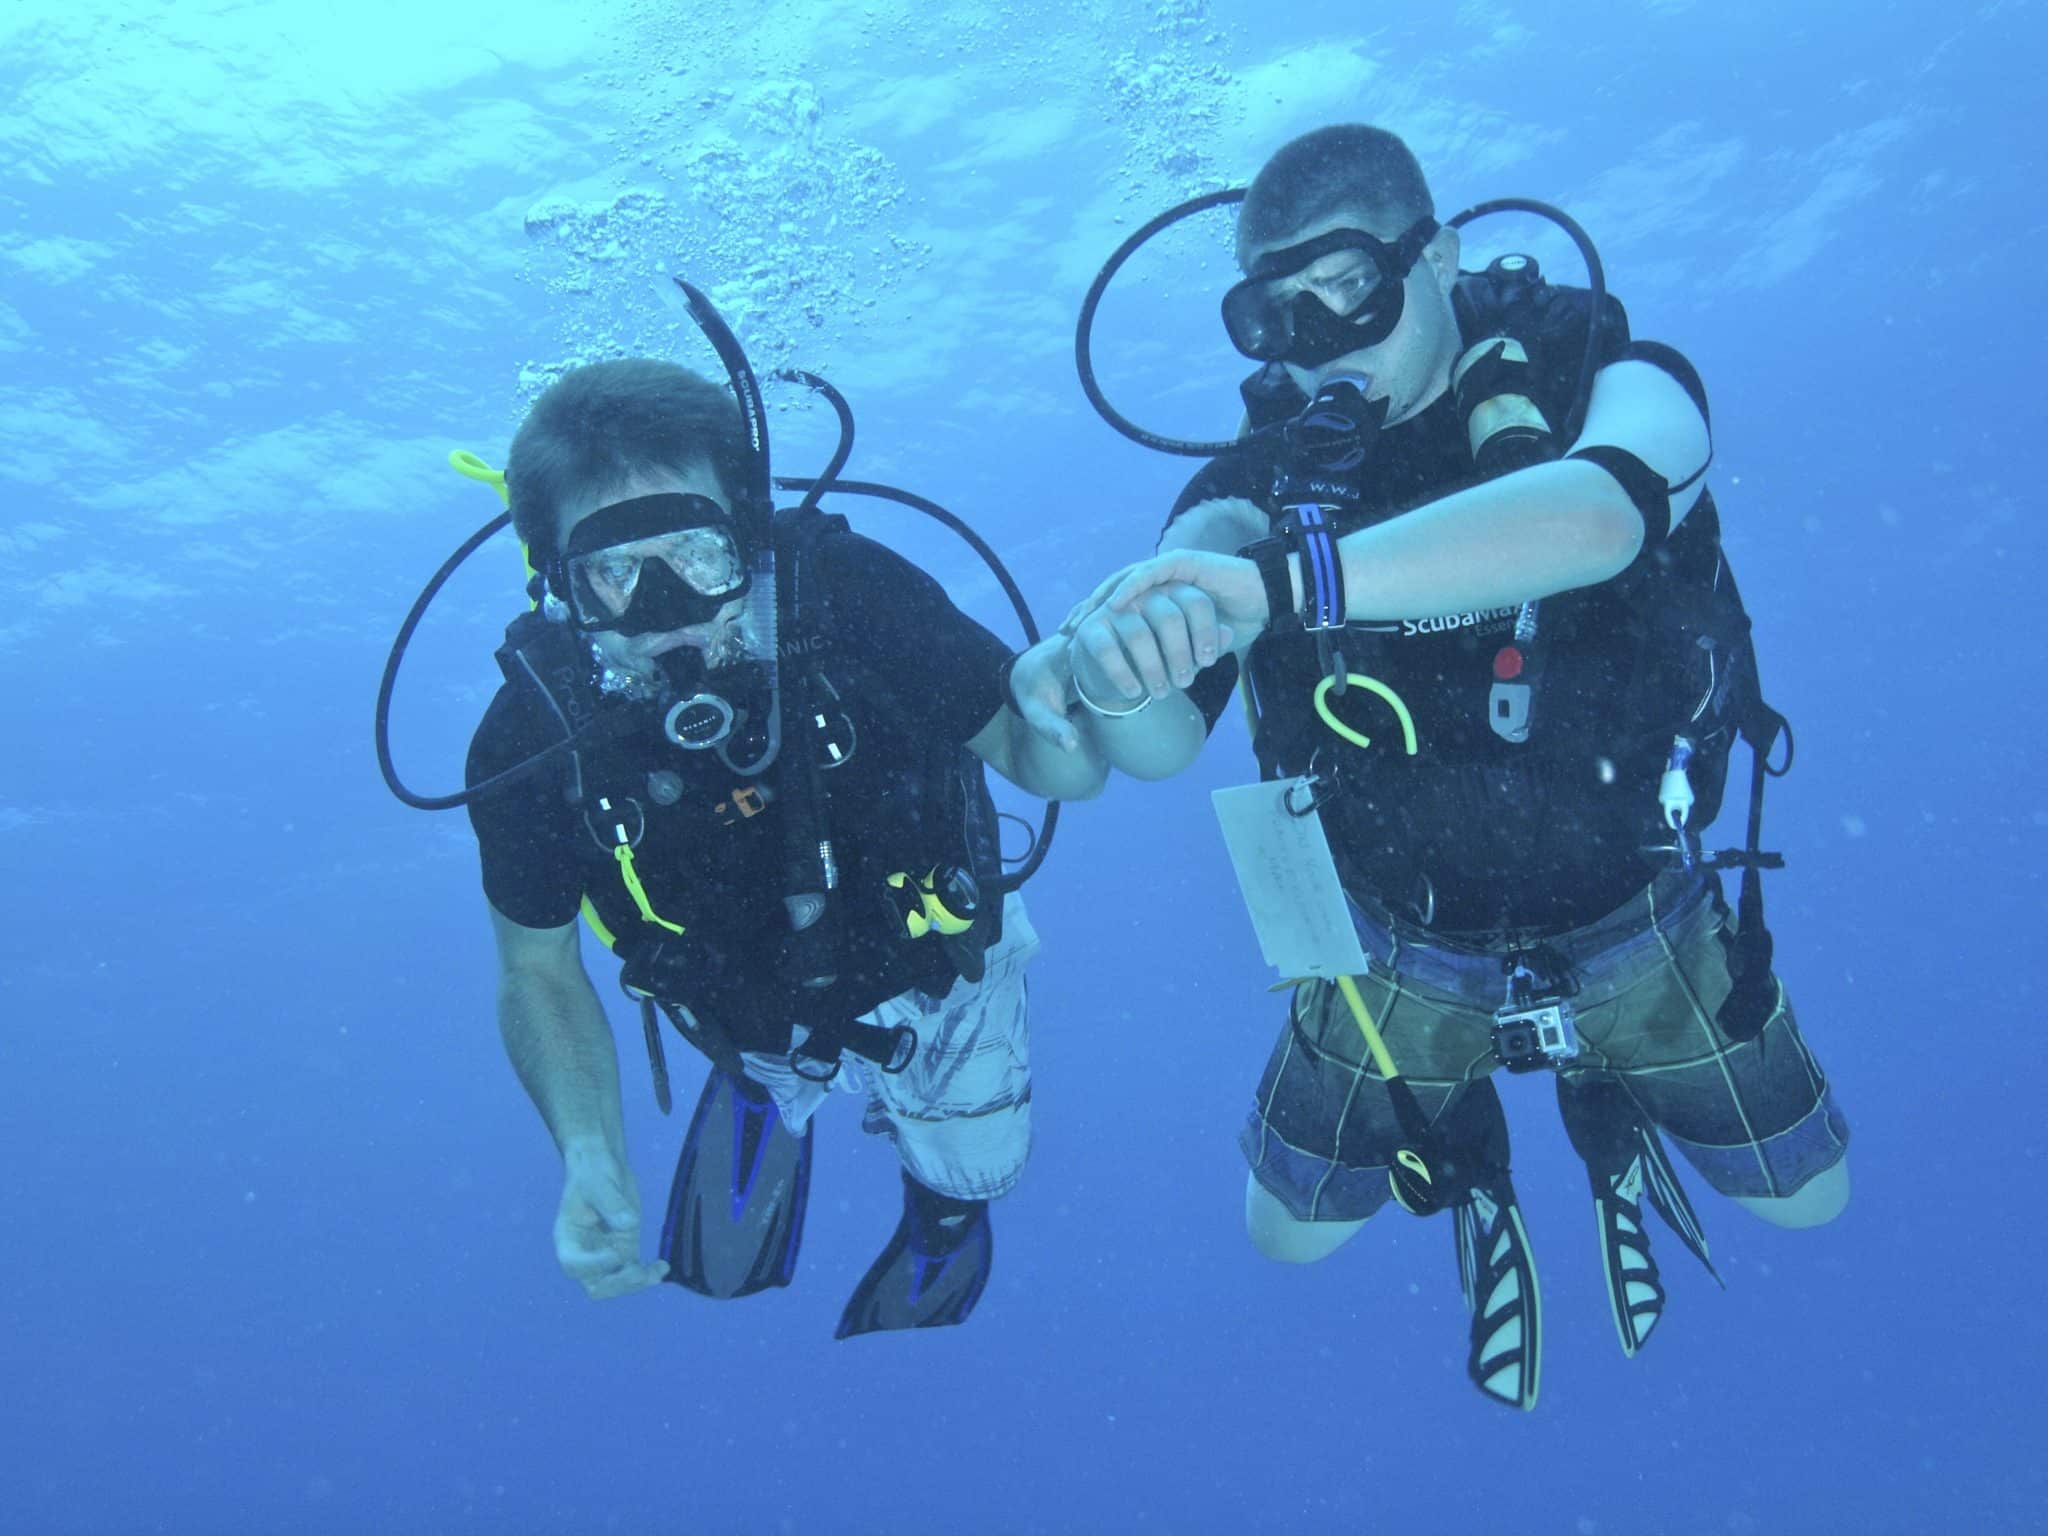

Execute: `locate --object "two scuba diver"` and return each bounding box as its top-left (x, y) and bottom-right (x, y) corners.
top-left (380, 283), bottom-right (1107, 1336)
top-left (1042, 123), bottom-right (1851, 1407)
top-left (382, 122), bottom-right (1848, 1396)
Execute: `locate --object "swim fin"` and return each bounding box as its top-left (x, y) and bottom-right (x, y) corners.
top-left (834, 1171), bottom-right (993, 1339)
top-left (659, 1067), bottom-right (813, 1300)
top-left (1442, 1080), bottom-right (1542, 1412)
top-left (1557, 1073), bottom-right (1721, 1358)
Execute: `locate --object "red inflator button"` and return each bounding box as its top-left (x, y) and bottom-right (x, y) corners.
top-left (1493, 646), bottom-right (1525, 681)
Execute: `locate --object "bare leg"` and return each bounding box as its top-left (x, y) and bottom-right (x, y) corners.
top-left (1244, 1171), bottom-right (1371, 1263)
top-left (1730, 1158), bottom-right (1850, 1229)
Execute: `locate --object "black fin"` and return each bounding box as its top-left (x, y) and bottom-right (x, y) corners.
top-left (835, 1172), bottom-right (993, 1340)
top-left (1558, 1074), bottom-right (1720, 1360)
top-left (659, 1068), bottom-right (812, 1299)
top-left (1638, 1117), bottom-right (1720, 1286)
top-left (1454, 1179), bottom-right (1543, 1411)
top-left (1441, 1080), bottom-right (1542, 1411)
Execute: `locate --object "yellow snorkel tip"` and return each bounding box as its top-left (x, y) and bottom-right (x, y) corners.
top-left (448, 448), bottom-right (510, 507)
top-left (448, 448), bottom-right (534, 588)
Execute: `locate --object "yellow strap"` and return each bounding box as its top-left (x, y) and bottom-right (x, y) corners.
top-left (579, 897), bottom-right (619, 952)
top-left (613, 845), bottom-right (687, 936)
top-left (1313, 673), bottom-right (1420, 756)
top-left (1334, 973), bottom-right (1402, 1082)
top-left (920, 902), bottom-right (975, 937)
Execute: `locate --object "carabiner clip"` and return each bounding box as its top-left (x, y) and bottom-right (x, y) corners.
top-left (1283, 774), bottom-right (1329, 818)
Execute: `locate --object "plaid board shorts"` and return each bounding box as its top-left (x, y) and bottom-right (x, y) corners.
top-left (1241, 869), bottom-right (1851, 1223)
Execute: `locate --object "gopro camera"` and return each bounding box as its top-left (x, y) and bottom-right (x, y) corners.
top-left (1491, 999), bottom-right (1580, 1073)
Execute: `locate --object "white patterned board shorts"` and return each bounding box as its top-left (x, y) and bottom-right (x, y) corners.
top-left (743, 892), bottom-right (1038, 1203)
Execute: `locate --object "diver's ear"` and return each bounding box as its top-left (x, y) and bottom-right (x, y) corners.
top-left (1426, 223), bottom-right (1461, 294)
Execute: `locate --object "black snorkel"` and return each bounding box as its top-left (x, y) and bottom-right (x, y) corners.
top-left (653, 278), bottom-right (784, 778)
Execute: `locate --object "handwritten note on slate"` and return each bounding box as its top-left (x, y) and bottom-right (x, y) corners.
top-left (1211, 779), bottom-right (1369, 980)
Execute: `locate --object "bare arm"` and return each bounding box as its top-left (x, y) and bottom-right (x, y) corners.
top-left (1328, 457), bottom-right (1642, 618)
top-left (966, 635), bottom-right (1112, 801)
top-left (1163, 496), bottom-right (1269, 561)
top-left (491, 903), bottom-right (667, 1297)
top-left (490, 904), bottom-right (629, 1165)
top-left (1092, 357), bottom-right (1714, 653)
top-left (1292, 357), bottom-right (1710, 617)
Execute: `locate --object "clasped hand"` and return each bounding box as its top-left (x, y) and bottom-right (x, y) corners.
top-left (1065, 550), bottom-right (1268, 709)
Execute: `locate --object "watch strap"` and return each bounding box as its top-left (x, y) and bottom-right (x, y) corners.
top-left (1238, 536), bottom-right (1296, 631)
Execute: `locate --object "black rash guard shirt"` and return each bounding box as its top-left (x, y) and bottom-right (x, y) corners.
top-left (1162, 281), bottom-right (1719, 933)
top-left (465, 526), bottom-right (1013, 1019)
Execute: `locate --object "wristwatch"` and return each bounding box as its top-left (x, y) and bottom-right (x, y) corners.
top-left (1237, 536), bottom-right (1297, 631)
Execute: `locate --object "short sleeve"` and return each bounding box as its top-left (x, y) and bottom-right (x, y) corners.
top-left (464, 685), bottom-right (586, 929)
top-left (1526, 286), bottom-right (1632, 429)
top-left (1185, 654), bottom-right (1242, 734)
top-left (814, 529), bottom-right (1014, 746)
top-left (1163, 448), bottom-right (1268, 537)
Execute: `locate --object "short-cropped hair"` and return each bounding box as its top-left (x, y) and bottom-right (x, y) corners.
top-left (1238, 125), bottom-right (1435, 266)
top-left (505, 358), bottom-right (753, 562)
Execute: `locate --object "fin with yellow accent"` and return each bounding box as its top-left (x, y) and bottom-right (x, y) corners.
top-left (1455, 1180), bottom-right (1542, 1411)
top-left (1558, 1073), bottom-right (1721, 1358)
top-left (1441, 1080), bottom-right (1542, 1411)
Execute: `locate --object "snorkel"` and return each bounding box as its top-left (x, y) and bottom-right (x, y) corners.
top-left (652, 278), bottom-right (784, 776)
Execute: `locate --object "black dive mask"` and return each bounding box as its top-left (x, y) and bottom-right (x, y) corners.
top-left (1281, 372), bottom-right (1392, 474)
top-left (1222, 219), bottom-right (1440, 367)
top-left (556, 492), bottom-right (751, 637)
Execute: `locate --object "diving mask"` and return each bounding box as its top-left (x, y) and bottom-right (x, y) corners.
top-left (1221, 219), bottom-right (1440, 368)
top-left (558, 492), bottom-right (751, 636)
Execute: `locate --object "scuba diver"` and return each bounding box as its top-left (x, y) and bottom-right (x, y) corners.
top-left (1053, 124), bottom-right (1851, 1407)
top-left (380, 283), bottom-right (1108, 1336)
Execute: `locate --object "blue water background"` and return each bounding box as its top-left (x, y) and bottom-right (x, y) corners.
top-left (3, 2), bottom-right (2041, 1531)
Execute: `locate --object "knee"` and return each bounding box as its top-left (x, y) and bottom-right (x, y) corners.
top-left (892, 1105), bottom-right (1031, 1204)
top-left (1244, 1172), bottom-right (1368, 1263)
top-left (1731, 1157), bottom-right (1850, 1229)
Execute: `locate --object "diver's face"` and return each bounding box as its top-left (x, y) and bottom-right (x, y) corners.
top-left (1243, 208), bottom-right (1462, 426)
top-left (556, 464), bottom-right (749, 673)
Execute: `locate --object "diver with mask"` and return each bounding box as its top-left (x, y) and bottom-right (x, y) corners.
top-left (1046, 124), bottom-right (1851, 1408)
top-left (433, 289), bottom-right (1108, 1336)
